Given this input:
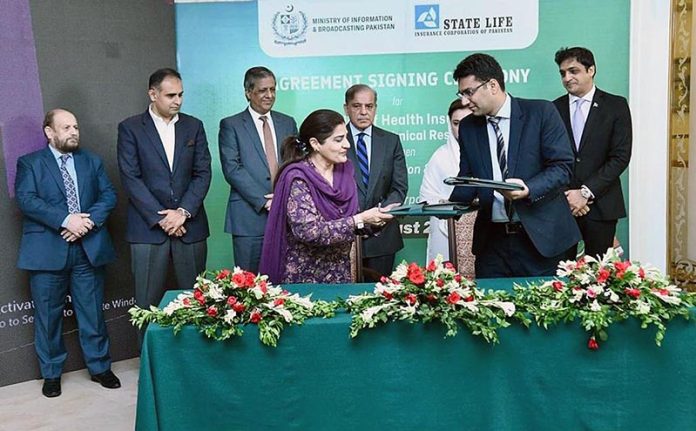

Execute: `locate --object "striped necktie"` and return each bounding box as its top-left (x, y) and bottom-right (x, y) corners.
top-left (488, 117), bottom-right (512, 219)
top-left (59, 154), bottom-right (80, 213)
top-left (355, 132), bottom-right (369, 187)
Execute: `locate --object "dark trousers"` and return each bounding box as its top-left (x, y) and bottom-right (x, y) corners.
top-left (29, 243), bottom-right (111, 379)
top-left (363, 254), bottom-right (396, 279)
top-left (232, 235), bottom-right (264, 274)
top-left (475, 223), bottom-right (565, 278)
top-left (567, 217), bottom-right (618, 260)
top-left (131, 238), bottom-right (207, 310)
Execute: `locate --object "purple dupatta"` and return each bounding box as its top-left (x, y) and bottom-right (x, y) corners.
top-left (259, 159), bottom-right (359, 283)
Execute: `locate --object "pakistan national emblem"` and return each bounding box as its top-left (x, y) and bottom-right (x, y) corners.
top-left (273, 4), bottom-right (308, 45)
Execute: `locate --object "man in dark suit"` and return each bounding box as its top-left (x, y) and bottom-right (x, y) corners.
top-left (15, 109), bottom-right (120, 398)
top-left (117, 68), bottom-right (211, 328)
top-left (345, 84), bottom-right (408, 277)
top-left (449, 53), bottom-right (580, 277)
top-left (219, 66), bottom-right (297, 273)
top-left (553, 47), bottom-right (632, 259)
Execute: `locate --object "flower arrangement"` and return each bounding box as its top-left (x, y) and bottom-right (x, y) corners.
top-left (343, 256), bottom-right (517, 343)
top-left (129, 268), bottom-right (338, 347)
top-left (513, 248), bottom-right (696, 350)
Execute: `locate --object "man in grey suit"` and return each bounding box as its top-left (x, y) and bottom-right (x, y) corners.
top-left (219, 66), bottom-right (298, 273)
top-left (345, 84), bottom-right (408, 277)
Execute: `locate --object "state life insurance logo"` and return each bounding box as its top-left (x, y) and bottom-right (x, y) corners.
top-left (415, 4), bottom-right (439, 29)
top-left (272, 4), bottom-right (308, 45)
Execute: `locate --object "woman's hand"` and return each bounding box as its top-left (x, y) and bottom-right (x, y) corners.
top-left (355, 205), bottom-right (396, 227)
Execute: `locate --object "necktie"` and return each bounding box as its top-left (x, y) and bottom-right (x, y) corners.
top-left (571, 98), bottom-right (586, 149)
top-left (259, 115), bottom-right (278, 181)
top-left (355, 132), bottom-right (369, 187)
top-left (59, 154), bottom-right (80, 213)
top-left (488, 117), bottom-right (512, 219)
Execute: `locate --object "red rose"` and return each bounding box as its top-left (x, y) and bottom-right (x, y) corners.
top-left (587, 337), bottom-right (599, 351)
top-left (426, 260), bottom-right (437, 272)
top-left (206, 306), bottom-right (218, 317)
top-left (597, 269), bottom-right (610, 284)
top-left (260, 282), bottom-right (268, 295)
top-left (614, 261), bottom-right (631, 272)
top-left (227, 296), bottom-right (238, 306)
top-left (380, 276), bottom-right (389, 284)
top-left (465, 295), bottom-right (474, 302)
top-left (552, 281), bottom-right (565, 292)
top-left (232, 302), bottom-right (246, 313)
top-left (216, 269), bottom-right (231, 280)
top-left (444, 261), bottom-right (455, 270)
top-left (250, 310), bottom-right (262, 323)
top-left (616, 270), bottom-right (625, 280)
top-left (659, 288), bottom-right (670, 296)
top-left (407, 263), bottom-right (426, 285)
top-left (244, 272), bottom-right (256, 287)
top-left (194, 289), bottom-right (205, 305)
top-left (182, 298), bottom-right (191, 307)
top-left (273, 298), bottom-right (285, 307)
top-left (576, 257), bottom-right (586, 268)
top-left (454, 274), bottom-right (462, 283)
top-left (426, 294), bottom-right (437, 303)
top-left (232, 273), bottom-right (246, 287)
top-left (447, 292), bottom-right (461, 304)
top-left (382, 291), bottom-right (393, 300)
top-left (436, 279), bottom-right (445, 287)
top-left (624, 288), bottom-right (640, 299)
top-left (404, 293), bottom-right (417, 305)
top-left (638, 268), bottom-right (645, 279)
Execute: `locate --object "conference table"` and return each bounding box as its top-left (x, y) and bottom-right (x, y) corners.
top-left (136, 278), bottom-right (696, 431)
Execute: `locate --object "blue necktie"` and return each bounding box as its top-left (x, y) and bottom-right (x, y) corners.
top-left (571, 98), bottom-right (586, 149)
top-left (355, 132), bottom-right (369, 187)
top-left (59, 154), bottom-right (80, 213)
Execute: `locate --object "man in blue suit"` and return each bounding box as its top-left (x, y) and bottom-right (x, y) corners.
top-left (219, 66), bottom-right (297, 273)
top-left (117, 69), bottom-right (211, 330)
top-left (450, 53), bottom-right (581, 277)
top-left (15, 109), bottom-right (120, 398)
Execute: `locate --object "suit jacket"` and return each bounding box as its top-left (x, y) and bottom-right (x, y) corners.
top-left (117, 110), bottom-right (211, 244)
top-left (553, 88), bottom-right (632, 220)
top-left (347, 125), bottom-right (408, 258)
top-left (218, 109), bottom-right (297, 236)
top-left (450, 96), bottom-right (580, 258)
top-left (15, 147), bottom-right (116, 270)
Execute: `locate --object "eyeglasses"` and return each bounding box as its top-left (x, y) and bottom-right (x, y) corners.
top-left (456, 79), bottom-right (491, 99)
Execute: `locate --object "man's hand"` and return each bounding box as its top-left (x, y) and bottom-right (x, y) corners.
top-left (158, 209), bottom-right (187, 236)
top-left (61, 229), bottom-right (80, 242)
top-left (264, 193), bottom-right (273, 211)
top-left (65, 213), bottom-right (94, 238)
top-left (499, 178), bottom-right (529, 201)
top-left (565, 189), bottom-right (590, 217)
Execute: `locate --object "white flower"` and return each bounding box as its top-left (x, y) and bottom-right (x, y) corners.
top-left (223, 309), bottom-right (237, 324)
top-left (589, 300), bottom-right (601, 311)
top-left (208, 284), bottom-right (226, 301)
top-left (267, 285), bottom-right (283, 297)
top-left (287, 293), bottom-right (314, 309)
top-left (360, 304), bottom-right (390, 323)
top-left (264, 302), bottom-right (294, 322)
top-left (391, 262), bottom-right (408, 280)
top-left (483, 300), bottom-right (516, 317)
top-left (635, 301), bottom-right (651, 315)
top-left (399, 304), bottom-right (417, 317)
top-left (569, 288), bottom-right (584, 304)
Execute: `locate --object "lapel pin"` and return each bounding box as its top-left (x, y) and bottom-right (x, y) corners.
top-left (593, 102), bottom-right (599, 108)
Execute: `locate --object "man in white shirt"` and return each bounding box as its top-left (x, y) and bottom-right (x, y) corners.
top-left (219, 66), bottom-right (297, 273)
top-left (117, 68), bottom-right (211, 339)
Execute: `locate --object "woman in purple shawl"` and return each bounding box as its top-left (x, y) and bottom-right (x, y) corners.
top-left (259, 109), bottom-right (393, 284)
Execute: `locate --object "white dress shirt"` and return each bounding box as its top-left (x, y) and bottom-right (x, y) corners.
top-left (149, 105), bottom-right (178, 171)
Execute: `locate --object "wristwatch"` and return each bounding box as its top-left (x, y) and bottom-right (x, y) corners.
top-left (580, 185), bottom-right (593, 200)
top-left (353, 216), bottom-right (365, 230)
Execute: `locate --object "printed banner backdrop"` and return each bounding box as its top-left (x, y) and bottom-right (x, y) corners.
top-left (175, 0), bottom-right (630, 270)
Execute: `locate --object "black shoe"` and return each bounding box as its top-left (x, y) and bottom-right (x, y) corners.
top-left (42, 378), bottom-right (61, 398)
top-left (90, 370), bottom-right (121, 389)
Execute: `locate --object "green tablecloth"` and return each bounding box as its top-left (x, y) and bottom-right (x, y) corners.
top-left (136, 279), bottom-right (696, 431)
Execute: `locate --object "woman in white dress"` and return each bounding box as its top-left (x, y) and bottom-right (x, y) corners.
top-left (418, 99), bottom-right (476, 276)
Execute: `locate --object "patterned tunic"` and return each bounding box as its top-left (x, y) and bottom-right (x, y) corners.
top-left (281, 179), bottom-right (356, 284)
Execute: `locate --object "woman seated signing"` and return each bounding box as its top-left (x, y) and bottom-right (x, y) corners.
top-left (259, 109), bottom-right (394, 284)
